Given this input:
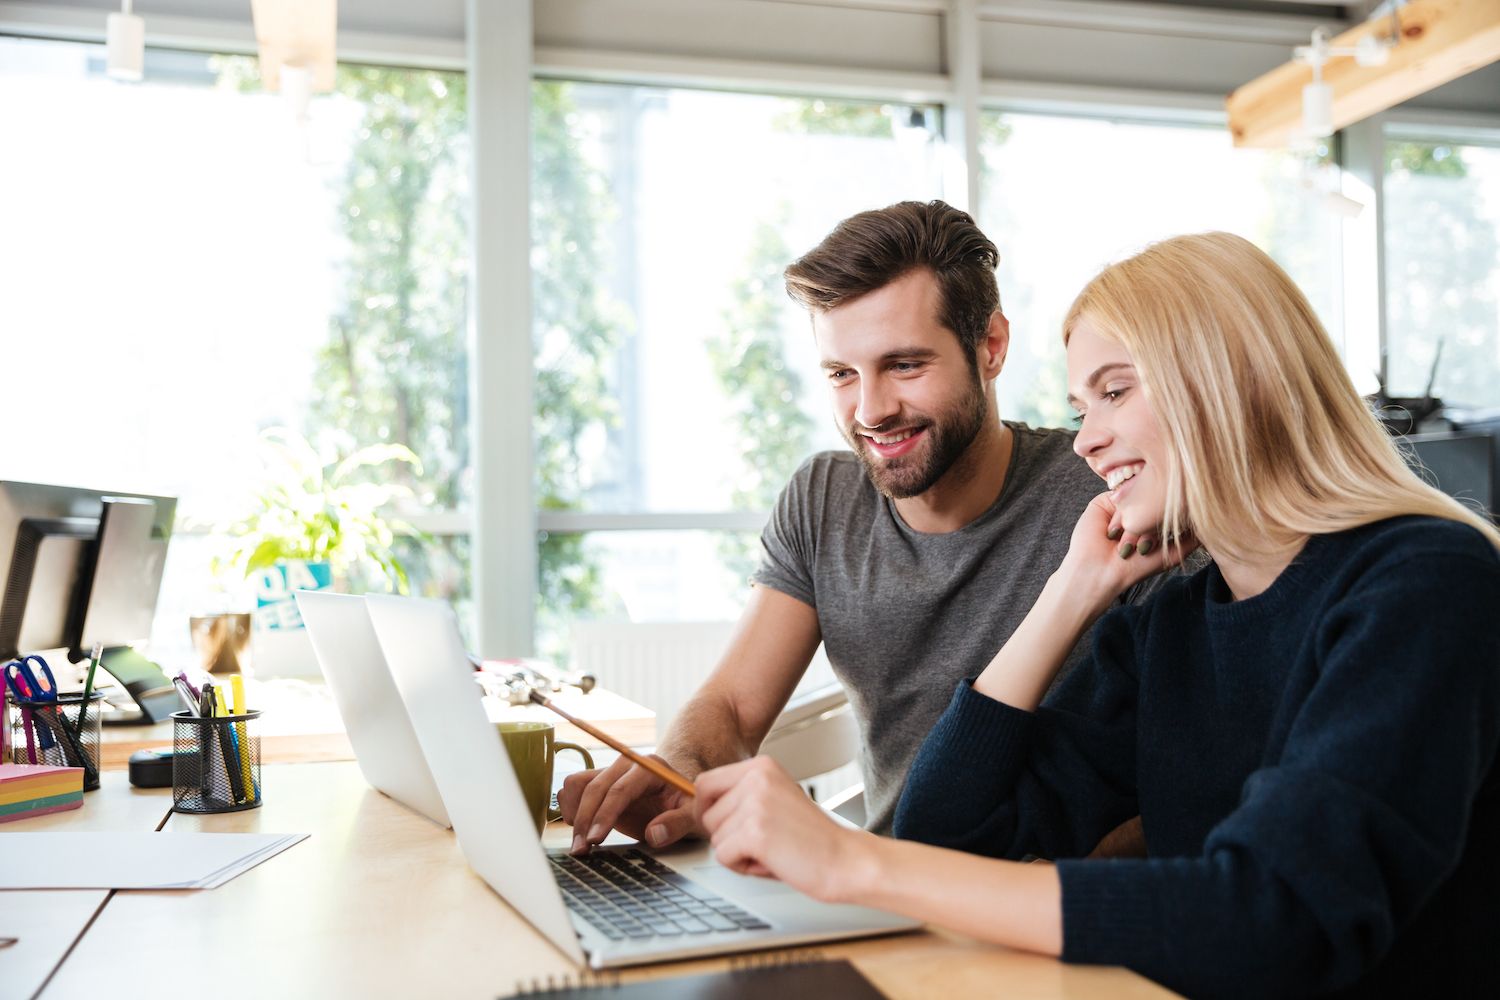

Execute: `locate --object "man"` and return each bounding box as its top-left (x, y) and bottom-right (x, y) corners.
top-left (561, 200), bottom-right (1127, 853)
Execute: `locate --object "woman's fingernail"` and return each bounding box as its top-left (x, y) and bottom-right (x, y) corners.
top-left (647, 825), bottom-right (667, 847)
top-left (1118, 542), bottom-right (1136, 559)
top-left (1107, 526), bottom-right (1123, 541)
top-left (1138, 538), bottom-right (1154, 556)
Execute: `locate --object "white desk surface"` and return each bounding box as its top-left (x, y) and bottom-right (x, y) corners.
top-left (23, 761), bottom-right (1175, 1000)
top-left (2, 777), bottom-right (173, 1000)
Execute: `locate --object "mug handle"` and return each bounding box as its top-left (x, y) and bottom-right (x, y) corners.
top-left (548, 742), bottom-right (595, 822)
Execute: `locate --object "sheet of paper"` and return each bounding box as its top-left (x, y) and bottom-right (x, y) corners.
top-left (0, 832), bottom-right (309, 890)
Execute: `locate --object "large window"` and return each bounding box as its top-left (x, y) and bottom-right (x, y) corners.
top-left (978, 111), bottom-right (1343, 429)
top-left (531, 84), bottom-right (946, 657)
top-left (0, 37), bottom-right (471, 661)
top-left (1383, 134), bottom-right (1500, 411)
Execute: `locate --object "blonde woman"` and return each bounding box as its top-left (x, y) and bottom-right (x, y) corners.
top-left (692, 232), bottom-right (1500, 997)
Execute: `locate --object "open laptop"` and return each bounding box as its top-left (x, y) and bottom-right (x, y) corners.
top-left (362, 593), bottom-right (919, 969)
top-left (293, 590), bottom-right (451, 828)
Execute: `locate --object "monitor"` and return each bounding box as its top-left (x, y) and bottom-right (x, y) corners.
top-left (1403, 432), bottom-right (1495, 522)
top-left (0, 481), bottom-right (180, 722)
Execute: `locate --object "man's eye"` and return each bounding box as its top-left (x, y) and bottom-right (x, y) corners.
top-left (828, 369), bottom-right (853, 382)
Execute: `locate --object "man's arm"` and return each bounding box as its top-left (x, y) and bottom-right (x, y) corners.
top-left (558, 584), bottom-right (821, 852)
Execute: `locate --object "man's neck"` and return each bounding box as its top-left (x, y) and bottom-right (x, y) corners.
top-left (893, 419), bottom-right (1014, 534)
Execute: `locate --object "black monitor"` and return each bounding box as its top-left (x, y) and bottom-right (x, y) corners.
top-left (1403, 433), bottom-right (1495, 522)
top-left (0, 481), bottom-right (181, 722)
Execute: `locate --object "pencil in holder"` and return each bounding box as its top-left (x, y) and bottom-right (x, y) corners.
top-left (171, 709), bottom-right (262, 813)
top-left (6, 692), bottom-right (104, 790)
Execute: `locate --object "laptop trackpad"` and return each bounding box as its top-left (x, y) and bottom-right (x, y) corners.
top-left (686, 863), bottom-right (800, 899)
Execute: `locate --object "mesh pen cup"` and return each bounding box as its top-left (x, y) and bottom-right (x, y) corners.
top-left (171, 710), bottom-right (263, 813)
top-left (6, 692), bottom-right (104, 790)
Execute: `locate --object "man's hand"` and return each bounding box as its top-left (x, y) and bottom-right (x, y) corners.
top-left (558, 755), bottom-right (701, 854)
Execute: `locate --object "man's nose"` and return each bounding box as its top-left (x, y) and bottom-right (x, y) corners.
top-left (855, 379), bottom-right (898, 430)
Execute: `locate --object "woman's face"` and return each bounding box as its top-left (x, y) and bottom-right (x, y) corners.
top-left (1066, 316), bottom-right (1170, 536)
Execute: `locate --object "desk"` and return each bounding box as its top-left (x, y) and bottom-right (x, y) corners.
top-left (2, 782), bottom-right (173, 1000)
top-left (15, 762), bottom-right (1176, 1000)
top-left (96, 679), bottom-right (655, 770)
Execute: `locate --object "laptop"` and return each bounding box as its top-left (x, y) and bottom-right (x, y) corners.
top-left (362, 593), bottom-right (920, 969)
top-left (293, 590), bottom-right (451, 828)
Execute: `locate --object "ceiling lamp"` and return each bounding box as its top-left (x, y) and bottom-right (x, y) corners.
top-left (1227, 0), bottom-right (1500, 148)
top-left (105, 0), bottom-right (144, 82)
top-left (250, 0), bottom-right (337, 120)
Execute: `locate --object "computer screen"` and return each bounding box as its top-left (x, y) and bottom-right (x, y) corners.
top-left (0, 480), bottom-right (176, 662)
top-left (1403, 433), bottom-right (1495, 522)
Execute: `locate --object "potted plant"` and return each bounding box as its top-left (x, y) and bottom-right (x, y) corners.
top-left (214, 428), bottom-right (425, 675)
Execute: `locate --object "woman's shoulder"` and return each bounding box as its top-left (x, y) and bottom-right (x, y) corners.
top-left (1322, 515), bottom-right (1500, 571)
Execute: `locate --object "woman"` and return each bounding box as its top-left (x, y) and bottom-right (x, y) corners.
top-left (693, 232), bottom-right (1500, 998)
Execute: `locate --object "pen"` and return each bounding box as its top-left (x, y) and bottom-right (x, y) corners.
top-left (75, 642), bottom-right (102, 738)
top-left (174, 670), bottom-right (202, 702)
top-left (174, 677), bottom-right (201, 716)
top-left (214, 686), bottom-right (246, 803)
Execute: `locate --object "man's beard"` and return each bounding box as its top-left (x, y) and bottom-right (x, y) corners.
top-left (844, 375), bottom-right (989, 500)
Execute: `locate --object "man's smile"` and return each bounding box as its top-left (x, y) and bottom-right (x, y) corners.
top-left (860, 426), bottom-right (927, 459)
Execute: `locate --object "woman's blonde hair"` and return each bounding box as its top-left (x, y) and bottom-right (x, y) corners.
top-left (1063, 231), bottom-right (1500, 562)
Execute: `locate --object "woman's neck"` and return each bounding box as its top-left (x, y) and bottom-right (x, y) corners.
top-left (1208, 536), bottom-right (1309, 602)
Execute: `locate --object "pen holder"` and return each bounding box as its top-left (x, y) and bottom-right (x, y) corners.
top-left (171, 710), bottom-right (263, 813)
top-left (5, 692), bottom-right (104, 790)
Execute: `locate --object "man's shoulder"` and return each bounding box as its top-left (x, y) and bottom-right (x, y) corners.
top-left (1006, 422), bottom-right (1101, 499)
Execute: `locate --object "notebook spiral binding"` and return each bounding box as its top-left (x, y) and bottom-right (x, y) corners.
top-left (729, 949), bottom-right (827, 974)
top-left (512, 970), bottom-right (621, 995)
top-left (509, 951), bottom-right (828, 995)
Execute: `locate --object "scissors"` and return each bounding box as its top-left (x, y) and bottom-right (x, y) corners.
top-left (4, 655), bottom-right (61, 765)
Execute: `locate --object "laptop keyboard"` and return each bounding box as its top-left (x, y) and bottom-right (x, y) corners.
top-left (550, 849), bottom-right (772, 941)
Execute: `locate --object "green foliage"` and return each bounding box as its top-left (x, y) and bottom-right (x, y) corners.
top-left (532, 81), bottom-right (629, 652)
top-left (1387, 142), bottom-right (1467, 178)
top-left (216, 428), bottom-right (422, 594)
top-left (707, 211), bottom-right (815, 580)
top-left (774, 98), bottom-right (894, 138)
top-left (1383, 141), bottom-right (1499, 407)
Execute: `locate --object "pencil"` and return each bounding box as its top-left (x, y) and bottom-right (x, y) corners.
top-left (525, 690), bottom-right (696, 799)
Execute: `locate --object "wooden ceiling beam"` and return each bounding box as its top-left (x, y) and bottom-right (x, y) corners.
top-left (1226, 0), bottom-right (1500, 149)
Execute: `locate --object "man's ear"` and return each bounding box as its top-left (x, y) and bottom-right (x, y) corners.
top-left (979, 311), bottom-right (1010, 380)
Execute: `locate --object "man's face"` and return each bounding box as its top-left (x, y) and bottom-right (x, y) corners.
top-left (814, 269), bottom-right (990, 499)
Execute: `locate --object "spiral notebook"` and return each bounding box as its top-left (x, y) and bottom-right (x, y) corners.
top-left (513, 956), bottom-right (887, 998)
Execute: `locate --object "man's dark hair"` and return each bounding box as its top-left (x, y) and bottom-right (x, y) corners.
top-left (783, 200), bottom-right (1001, 359)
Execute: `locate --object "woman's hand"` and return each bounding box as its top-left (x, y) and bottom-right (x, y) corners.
top-left (1058, 492), bottom-right (1196, 611)
top-left (694, 756), bottom-right (872, 903)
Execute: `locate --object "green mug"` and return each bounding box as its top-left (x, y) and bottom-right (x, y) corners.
top-left (497, 720), bottom-right (594, 835)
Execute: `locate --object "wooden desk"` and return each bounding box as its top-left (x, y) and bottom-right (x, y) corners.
top-left (38, 762), bottom-right (1176, 1000)
top-left (96, 679), bottom-right (655, 770)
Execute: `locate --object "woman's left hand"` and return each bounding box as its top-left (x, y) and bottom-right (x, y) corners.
top-left (694, 756), bottom-right (869, 903)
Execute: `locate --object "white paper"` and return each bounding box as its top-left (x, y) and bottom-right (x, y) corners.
top-left (0, 832), bottom-right (309, 890)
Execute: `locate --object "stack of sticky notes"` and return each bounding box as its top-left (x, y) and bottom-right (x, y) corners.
top-left (0, 763), bottom-right (84, 824)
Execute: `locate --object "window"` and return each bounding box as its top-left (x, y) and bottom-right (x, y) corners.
top-left (978, 111), bottom-right (1343, 429)
top-left (1383, 135), bottom-right (1500, 410)
top-left (531, 83), bottom-right (946, 657)
top-left (0, 37), bottom-right (471, 661)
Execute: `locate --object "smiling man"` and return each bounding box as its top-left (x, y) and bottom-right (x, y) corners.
top-left (561, 200), bottom-right (1125, 849)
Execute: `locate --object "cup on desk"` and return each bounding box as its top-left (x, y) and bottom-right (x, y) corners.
top-left (497, 720), bottom-right (593, 835)
top-left (189, 612), bottom-right (253, 675)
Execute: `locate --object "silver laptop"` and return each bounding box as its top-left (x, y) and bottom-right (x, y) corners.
top-left (363, 593), bottom-right (919, 969)
top-left (294, 590), bottom-right (451, 828)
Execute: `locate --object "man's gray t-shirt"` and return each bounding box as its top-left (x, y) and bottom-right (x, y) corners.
top-left (751, 422), bottom-right (1107, 835)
